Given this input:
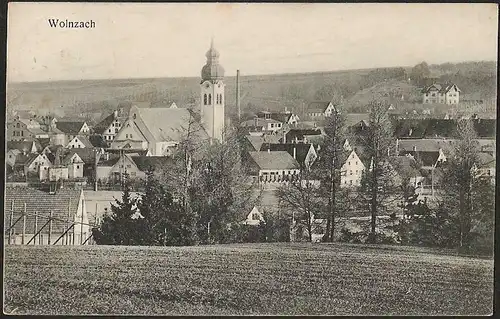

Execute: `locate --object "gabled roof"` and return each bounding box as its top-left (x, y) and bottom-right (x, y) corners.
top-left (257, 112), bottom-right (295, 124)
top-left (285, 128), bottom-right (322, 142)
top-left (4, 188), bottom-right (83, 233)
top-left (70, 135), bottom-right (94, 148)
top-left (13, 153), bottom-right (31, 166)
top-left (132, 107), bottom-right (208, 142)
top-left (259, 143), bottom-right (313, 167)
top-left (245, 135), bottom-right (265, 151)
top-left (93, 113), bottom-right (116, 135)
top-left (37, 138), bottom-right (51, 150)
top-left (248, 151), bottom-right (300, 170)
top-left (88, 135), bottom-right (109, 148)
top-left (98, 154), bottom-right (121, 167)
top-left (25, 153), bottom-right (47, 167)
top-left (344, 113), bottom-right (370, 128)
top-left (421, 83), bottom-right (460, 94)
top-left (424, 119), bottom-right (457, 138)
top-left (394, 119), bottom-right (428, 139)
top-left (55, 121), bottom-right (86, 134)
top-left (307, 101), bottom-right (332, 113)
top-left (405, 151), bottom-right (440, 167)
top-left (398, 139), bottom-right (453, 153)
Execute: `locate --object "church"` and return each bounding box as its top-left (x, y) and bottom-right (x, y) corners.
top-left (110, 39), bottom-right (227, 156)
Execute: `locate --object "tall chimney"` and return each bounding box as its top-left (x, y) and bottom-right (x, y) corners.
top-left (293, 147), bottom-right (296, 159)
top-left (236, 70), bottom-right (241, 121)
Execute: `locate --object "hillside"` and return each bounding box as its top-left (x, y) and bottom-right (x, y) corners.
top-left (6, 61), bottom-right (496, 121)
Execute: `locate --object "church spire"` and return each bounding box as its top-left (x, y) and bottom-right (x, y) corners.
top-left (201, 38), bottom-right (224, 83)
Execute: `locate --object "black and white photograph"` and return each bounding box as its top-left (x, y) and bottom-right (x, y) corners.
top-left (3, 2), bottom-right (497, 316)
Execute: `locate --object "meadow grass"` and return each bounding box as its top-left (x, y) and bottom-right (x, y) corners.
top-left (3, 242), bottom-right (494, 315)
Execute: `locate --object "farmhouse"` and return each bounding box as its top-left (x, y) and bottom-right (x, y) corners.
top-left (340, 150), bottom-right (366, 187)
top-left (66, 135), bottom-right (94, 149)
top-left (4, 187), bottom-right (90, 245)
top-left (94, 110), bottom-right (128, 142)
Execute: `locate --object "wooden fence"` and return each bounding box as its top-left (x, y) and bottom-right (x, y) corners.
top-left (4, 205), bottom-right (99, 246)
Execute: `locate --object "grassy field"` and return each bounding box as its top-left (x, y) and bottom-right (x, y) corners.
top-left (3, 243), bottom-right (494, 316)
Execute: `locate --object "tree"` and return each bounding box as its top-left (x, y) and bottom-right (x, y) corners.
top-left (356, 100), bottom-right (397, 243)
top-left (438, 119), bottom-right (481, 250)
top-left (316, 105), bottom-right (350, 242)
top-left (191, 127), bottom-right (257, 244)
top-left (93, 176), bottom-right (142, 245)
top-left (277, 169), bottom-right (322, 242)
top-left (410, 61), bottom-right (431, 86)
top-left (137, 168), bottom-right (197, 246)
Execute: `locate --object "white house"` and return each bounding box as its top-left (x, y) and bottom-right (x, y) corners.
top-left (23, 153), bottom-right (52, 179)
top-left (421, 83), bottom-right (461, 105)
top-left (340, 150), bottom-right (366, 187)
top-left (62, 151), bottom-right (85, 179)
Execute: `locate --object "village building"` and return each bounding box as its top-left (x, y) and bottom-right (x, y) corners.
top-left (4, 187), bottom-right (90, 245)
top-left (93, 110), bottom-right (128, 142)
top-left (306, 101), bottom-right (337, 118)
top-left (340, 150), bottom-right (366, 187)
top-left (6, 116), bottom-right (46, 141)
top-left (66, 135), bottom-right (94, 149)
top-left (240, 117), bottom-right (284, 134)
top-left (421, 83), bottom-right (460, 104)
top-left (247, 151), bottom-right (300, 184)
top-left (256, 109), bottom-right (300, 126)
top-left (284, 128), bottom-right (323, 144)
top-left (259, 143), bottom-right (318, 170)
top-left (242, 206), bottom-right (265, 226)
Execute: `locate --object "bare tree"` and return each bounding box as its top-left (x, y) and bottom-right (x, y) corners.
top-left (277, 169), bottom-right (322, 242)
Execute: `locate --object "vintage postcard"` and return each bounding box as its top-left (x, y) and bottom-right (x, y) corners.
top-left (4, 2), bottom-right (497, 316)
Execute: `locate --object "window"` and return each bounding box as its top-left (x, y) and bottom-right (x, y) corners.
top-left (108, 129), bottom-right (111, 133)
top-left (349, 170), bottom-right (352, 175)
top-left (350, 180), bottom-right (353, 185)
top-left (127, 164), bottom-right (131, 168)
top-left (130, 134), bottom-right (133, 138)
top-left (270, 123), bottom-right (274, 128)
top-left (76, 165), bottom-right (80, 169)
top-left (72, 145), bottom-right (75, 148)
top-left (16, 123), bottom-right (20, 128)
top-left (112, 123), bottom-right (114, 127)
top-left (356, 161), bottom-right (358, 165)
top-left (78, 145), bottom-right (81, 148)
top-left (356, 170), bottom-right (358, 174)
top-left (125, 134), bottom-right (128, 138)
top-left (204, 94), bottom-right (207, 105)
top-left (208, 94), bottom-right (212, 105)
top-left (348, 161), bottom-right (350, 165)
top-left (115, 129), bottom-right (119, 133)
top-left (21, 131), bottom-right (23, 136)
top-left (251, 213), bottom-right (260, 220)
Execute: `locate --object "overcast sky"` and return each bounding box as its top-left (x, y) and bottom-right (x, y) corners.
top-left (7, 3), bottom-right (498, 82)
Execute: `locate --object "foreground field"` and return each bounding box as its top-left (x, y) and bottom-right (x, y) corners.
top-left (3, 243), bottom-right (494, 315)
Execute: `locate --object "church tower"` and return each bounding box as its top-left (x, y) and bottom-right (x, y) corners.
top-left (200, 38), bottom-right (225, 143)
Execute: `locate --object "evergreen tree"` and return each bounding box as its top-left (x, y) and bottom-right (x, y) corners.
top-left (93, 175), bottom-right (141, 245)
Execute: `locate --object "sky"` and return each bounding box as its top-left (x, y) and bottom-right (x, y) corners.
top-left (7, 3), bottom-right (498, 82)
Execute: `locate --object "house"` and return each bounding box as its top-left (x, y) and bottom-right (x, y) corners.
top-left (6, 116), bottom-right (45, 141)
top-left (421, 83), bottom-right (460, 104)
top-left (242, 206), bottom-right (265, 226)
top-left (4, 187), bottom-right (90, 245)
top-left (247, 151), bottom-right (300, 184)
top-left (66, 135), bottom-right (94, 149)
top-left (285, 128), bottom-right (323, 144)
top-left (259, 143), bottom-right (318, 170)
top-left (130, 155), bottom-right (174, 178)
top-left (61, 151), bottom-right (85, 179)
top-left (55, 121), bottom-right (90, 138)
top-left (88, 135), bottom-right (109, 148)
top-left (241, 117), bottom-right (284, 133)
top-left (307, 101), bottom-right (337, 118)
top-left (111, 105), bottom-right (208, 156)
top-left (340, 150), bottom-right (366, 187)
top-left (23, 153), bottom-right (53, 179)
top-left (93, 110), bottom-right (127, 142)
top-left (96, 153), bottom-right (144, 184)
top-left (256, 109), bottom-right (300, 126)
